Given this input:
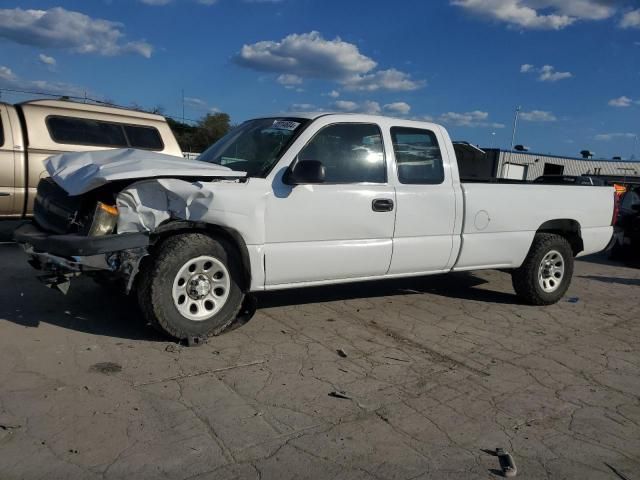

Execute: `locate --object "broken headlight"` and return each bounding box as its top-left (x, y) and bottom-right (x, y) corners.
top-left (88, 202), bottom-right (119, 236)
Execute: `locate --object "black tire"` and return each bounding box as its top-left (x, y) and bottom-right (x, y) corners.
top-left (137, 233), bottom-right (245, 340)
top-left (511, 233), bottom-right (574, 306)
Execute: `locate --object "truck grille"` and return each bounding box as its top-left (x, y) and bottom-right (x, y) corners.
top-left (33, 178), bottom-right (85, 234)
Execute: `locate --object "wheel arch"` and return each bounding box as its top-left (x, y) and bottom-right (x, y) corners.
top-left (149, 220), bottom-right (252, 291)
top-left (536, 219), bottom-right (584, 256)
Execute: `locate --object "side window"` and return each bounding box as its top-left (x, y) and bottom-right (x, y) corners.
top-left (391, 127), bottom-right (444, 184)
top-left (124, 125), bottom-right (164, 150)
top-left (46, 116), bottom-right (164, 151)
top-left (298, 123), bottom-right (385, 183)
top-left (0, 115), bottom-right (4, 147)
top-left (47, 116), bottom-right (127, 147)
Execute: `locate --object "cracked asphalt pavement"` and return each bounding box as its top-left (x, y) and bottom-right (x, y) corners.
top-left (0, 240), bottom-right (639, 479)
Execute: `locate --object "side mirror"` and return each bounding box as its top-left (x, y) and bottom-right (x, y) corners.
top-left (284, 160), bottom-right (326, 185)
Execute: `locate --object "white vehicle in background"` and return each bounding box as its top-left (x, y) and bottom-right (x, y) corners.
top-left (15, 113), bottom-right (615, 340)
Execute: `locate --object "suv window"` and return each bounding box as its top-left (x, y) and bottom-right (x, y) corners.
top-left (298, 123), bottom-right (385, 183)
top-left (46, 116), bottom-right (164, 150)
top-left (391, 127), bottom-right (444, 184)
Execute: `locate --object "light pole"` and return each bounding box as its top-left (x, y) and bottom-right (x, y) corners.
top-left (490, 131), bottom-right (496, 149)
top-left (504, 106), bottom-right (521, 178)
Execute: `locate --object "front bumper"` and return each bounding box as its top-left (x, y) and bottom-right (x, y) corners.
top-left (13, 222), bottom-right (149, 257)
top-left (14, 222), bottom-right (150, 293)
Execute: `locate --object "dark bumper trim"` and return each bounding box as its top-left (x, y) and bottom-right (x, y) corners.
top-left (13, 222), bottom-right (149, 257)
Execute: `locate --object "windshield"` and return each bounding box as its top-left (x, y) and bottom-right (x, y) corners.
top-left (196, 118), bottom-right (309, 177)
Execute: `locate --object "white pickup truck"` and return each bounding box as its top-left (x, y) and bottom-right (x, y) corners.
top-left (14, 113), bottom-right (615, 340)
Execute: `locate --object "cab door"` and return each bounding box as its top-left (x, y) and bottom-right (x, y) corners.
top-left (264, 121), bottom-right (396, 287)
top-left (0, 105), bottom-right (17, 216)
top-left (387, 124), bottom-right (460, 274)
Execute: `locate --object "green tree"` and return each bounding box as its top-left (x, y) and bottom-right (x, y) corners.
top-left (168, 113), bottom-right (231, 154)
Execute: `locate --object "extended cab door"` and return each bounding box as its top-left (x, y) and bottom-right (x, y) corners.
top-left (386, 123), bottom-right (461, 274)
top-left (0, 104), bottom-right (16, 216)
top-left (264, 121), bottom-right (396, 287)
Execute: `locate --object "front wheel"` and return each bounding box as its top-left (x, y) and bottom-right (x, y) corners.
top-left (511, 233), bottom-right (574, 305)
top-left (137, 233), bottom-right (245, 340)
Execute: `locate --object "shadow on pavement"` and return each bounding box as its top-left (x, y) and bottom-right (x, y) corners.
top-left (2, 242), bottom-right (520, 341)
top-left (0, 244), bottom-right (164, 342)
top-left (255, 271), bottom-right (520, 309)
top-left (579, 275), bottom-right (640, 287)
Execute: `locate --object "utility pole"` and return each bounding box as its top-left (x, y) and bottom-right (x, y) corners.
top-left (181, 89), bottom-right (185, 125)
top-left (505, 106), bottom-right (521, 179)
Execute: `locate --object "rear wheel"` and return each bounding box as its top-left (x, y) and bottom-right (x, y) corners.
top-left (138, 233), bottom-right (244, 340)
top-left (511, 233), bottom-right (574, 305)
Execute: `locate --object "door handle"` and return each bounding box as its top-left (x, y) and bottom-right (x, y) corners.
top-left (372, 198), bottom-right (394, 212)
top-left (0, 192), bottom-right (10, 197)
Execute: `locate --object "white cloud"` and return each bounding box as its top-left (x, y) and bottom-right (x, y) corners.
top-left (0, 7), bottom-right (152, 57)
top-left (332, 100), bottom-right (359, 112)
top-left (383, 102), bottom-right (411, 115)
top-left (608, 96), bottom-right (633, 107)
top-left (235, 31), bottom-right (425, 92)
top-left (519, 110), bottom-right (557, 122)
top-left (538, 65), bottom-right (572, 82)
top-left (438, 110), bottom-right (505, 128)
top-left (327, 90), bottom-right (340, 98)
top-left (332, 100), bottom-right (381, 115)
top-left (38, 53), bottom-right (56, 67)
top-left (277, 73), bottom-right (303, 86)
top-left (0, 64), bottom-right (86, 97)
top-left (184, 97), bottom-right (207, 108)
top-left (341, 68), bottom-right (425, 92)
top-left (521, 64), bottom-right (572, 82)
top-left (452, 0), bottom-right (617, 30)
top-left (620, 9), bottom-right (640, 28)
top-left (288, 103), bottom-right (320, 112)
top-left (235, 31), bottom-right (376, 79)
top-left (595, 132), bottom-right (637, 141)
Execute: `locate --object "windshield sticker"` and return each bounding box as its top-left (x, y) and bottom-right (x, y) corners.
top-left (272, 120), bottom-right (301, 131)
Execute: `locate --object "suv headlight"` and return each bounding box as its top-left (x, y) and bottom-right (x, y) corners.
top-left (88, 202), bottom-right (119, 236)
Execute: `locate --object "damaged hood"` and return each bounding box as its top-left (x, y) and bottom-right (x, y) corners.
top-left (45, 148), bottom-right (246, 196)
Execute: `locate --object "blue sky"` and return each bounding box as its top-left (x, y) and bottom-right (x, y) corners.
top-left (0, 0), bottom-right (639, 158)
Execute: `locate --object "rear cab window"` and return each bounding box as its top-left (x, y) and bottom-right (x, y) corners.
top-left (390, 127), bottom-right (444, 184)
top-left (46, 116), bottom-right (164, 150)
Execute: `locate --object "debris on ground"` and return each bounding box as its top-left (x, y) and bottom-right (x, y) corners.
top-left (89, 362), bottom-right (122, 375)
top-left (496, 448), bottom-right (517, 477)
top-left (336, 348), bottom-right (348, 358)
top-left (567, 297), bottom-right (580, 303)
top-left (187, 336), bottom-right (205, 347)
top-left (328, 390), bottom-right (352, 400)
top-left (165, 344), bottom-right (180, 353)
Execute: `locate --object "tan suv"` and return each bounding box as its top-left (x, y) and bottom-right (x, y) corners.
top-left (0, 99), bottom-right (182, 218)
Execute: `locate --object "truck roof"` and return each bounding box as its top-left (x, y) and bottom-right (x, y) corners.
top-left (15, 99), bottom-right (167, 122)
top-left (266, 111), bottom-right (441, 128)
